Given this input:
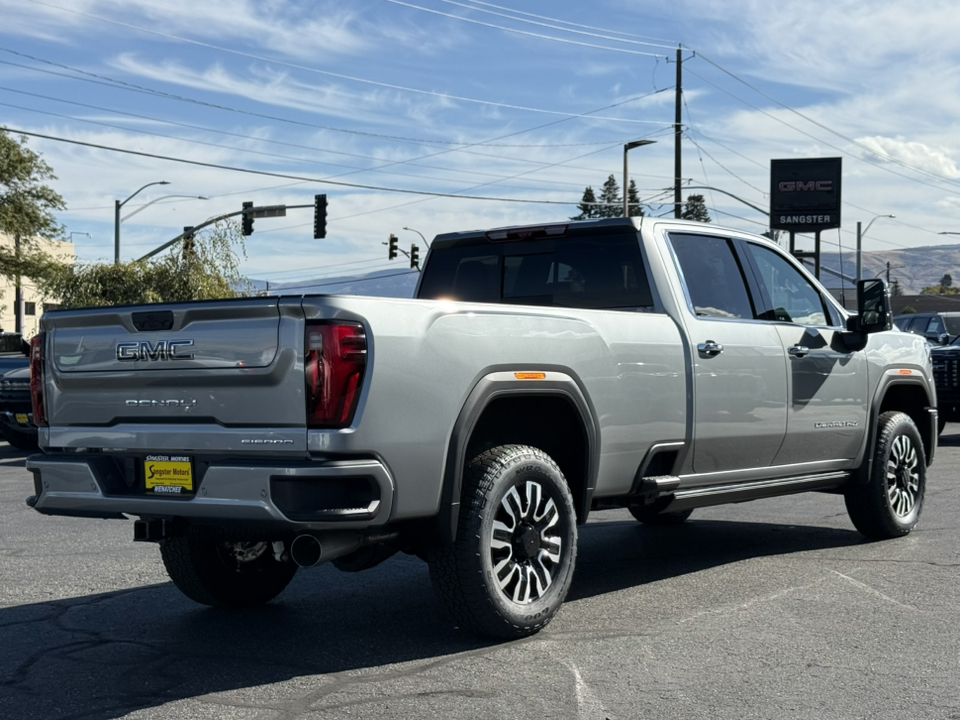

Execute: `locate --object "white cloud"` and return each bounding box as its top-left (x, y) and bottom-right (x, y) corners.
top-left (856, 136), bottom-right (960, 180)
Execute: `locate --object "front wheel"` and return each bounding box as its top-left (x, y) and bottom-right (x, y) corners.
top-left (159, 528), bottom-right (297, 607)
top-left (429, 444), bottom-right (578, 639)
top-left (845, 411), bottom-right (926, 539)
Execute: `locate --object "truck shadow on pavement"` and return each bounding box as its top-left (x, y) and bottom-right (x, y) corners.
top-left (0, 443), bottom-right (32, 468)
top-left (0, 515), bottom-right (866, 720)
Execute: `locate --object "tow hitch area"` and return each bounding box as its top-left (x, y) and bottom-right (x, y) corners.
top-left (133, 518), bottom-right (179, 542)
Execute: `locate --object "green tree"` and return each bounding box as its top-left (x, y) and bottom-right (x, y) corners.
top-left (626, 180), bottom-right (644, 217)
top-left (681, 194), bottom-right (711, 223)
top-left (571, 186), bottom-right (599, 220)
top-left (597, 174), bottom-right (622, 219)
top-left (0, 129), bottom-right (67, 326)
top-left (940, 273), bottom-right (953, 289)
top-left (32, 220), bottom-right (254, 308)
top-left (0, 129), bottom-right (66, 241)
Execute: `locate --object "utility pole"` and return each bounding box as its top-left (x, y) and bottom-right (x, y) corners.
top-left (14, 233), bottom-right (21, 335)
top-left (674, 46), bottom-right (683, 219)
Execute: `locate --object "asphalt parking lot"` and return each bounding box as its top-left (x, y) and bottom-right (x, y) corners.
top-left (1, 435), bottom-right (958, 720)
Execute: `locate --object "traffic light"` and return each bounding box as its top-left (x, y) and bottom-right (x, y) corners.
top-left (313, 194), bottom-right (327, 239)
top-left (410, 244), bottom-right (419, 269)
top-left (242, 201), bottom-right (254, 236)
top-left (182, 226), bottom-right (195, 257)
top-left (388, 234), bottom-right (398, 260)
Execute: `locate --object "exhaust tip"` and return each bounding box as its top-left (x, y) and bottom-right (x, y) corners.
top-left (290, 534), bottom-right (323, 567)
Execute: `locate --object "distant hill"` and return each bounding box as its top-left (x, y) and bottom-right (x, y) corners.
top-left (253, 268), bottom-right (419, 298)
top-left (815, 244), bottom-right (960, 294)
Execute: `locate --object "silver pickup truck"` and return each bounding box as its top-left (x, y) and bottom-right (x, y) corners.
top-left (25, 217), bottom-right (936, 638)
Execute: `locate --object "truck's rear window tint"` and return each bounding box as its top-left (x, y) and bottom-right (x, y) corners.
top-left (419, 234), bottom-right (654, 311)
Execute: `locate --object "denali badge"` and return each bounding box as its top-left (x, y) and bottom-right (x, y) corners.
top-left (117, 339), bottom-right (195, 362)
top-left (814, 421), bottom-right (859, 429)
top-left (241, 439), bottom-right (294, 445)
top-left (125, 399), bottom-right (198, 408)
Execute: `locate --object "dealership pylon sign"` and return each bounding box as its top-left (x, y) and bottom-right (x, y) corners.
top-left (770, 157), bottom-right (842, 232)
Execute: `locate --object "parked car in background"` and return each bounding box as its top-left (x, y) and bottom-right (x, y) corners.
top-left (0, 366), bottom-right (38, 450)
top-left (894, 311), bottom-right (960, 345)
top-left (931, 336), bottom-right (960, 434)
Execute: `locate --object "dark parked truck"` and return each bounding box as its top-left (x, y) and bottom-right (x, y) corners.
top-left (26, 218), bottom-right (937, 638)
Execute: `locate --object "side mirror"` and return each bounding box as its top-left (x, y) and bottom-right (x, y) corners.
top-left (847, 278), bottom-right (892, 334)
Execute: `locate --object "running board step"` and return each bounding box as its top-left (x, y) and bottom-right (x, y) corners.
top-left (664, 471), bottom-right (851, 511)
top-left (636, 475), bottom-right (680, 495)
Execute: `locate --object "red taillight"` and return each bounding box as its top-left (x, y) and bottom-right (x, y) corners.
top-left (305, 322), bottom-right (367, 428)
top-left (30, 334), bottom-right (47, 427)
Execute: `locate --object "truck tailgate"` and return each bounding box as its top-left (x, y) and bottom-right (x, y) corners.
top-left (42, 298), bottom-right (306, 430)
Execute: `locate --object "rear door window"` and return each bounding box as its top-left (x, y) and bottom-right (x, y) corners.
top-left (668, 233), bottom-right (754, 319)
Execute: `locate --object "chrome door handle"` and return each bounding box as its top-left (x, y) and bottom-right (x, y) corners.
top-left (788, 345), bottom-right (810, 358)
top-left (697, 340), bottom-right (723, 356)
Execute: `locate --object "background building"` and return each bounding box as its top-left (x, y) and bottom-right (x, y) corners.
top-left (0, 233), bottom-right (75, 340)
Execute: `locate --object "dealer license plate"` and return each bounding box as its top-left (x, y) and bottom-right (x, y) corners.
top-left (144, 455), bottom-right (194, 495)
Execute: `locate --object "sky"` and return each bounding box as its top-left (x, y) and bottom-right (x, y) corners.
top-left (2, 0), bottom-right (959, 291)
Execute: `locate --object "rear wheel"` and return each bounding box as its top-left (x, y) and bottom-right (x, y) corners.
top-left (845, 411), bottom-right (925, 539)
top-left (159, 528), bottom-right (297, 607)
top-left (429, 444), bottom-right (578, 639)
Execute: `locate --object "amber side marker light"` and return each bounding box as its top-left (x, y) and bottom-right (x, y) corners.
top-left (898, 369), bottom-right (914, 375)
top-left (514, 372), bottom-right (547, 380)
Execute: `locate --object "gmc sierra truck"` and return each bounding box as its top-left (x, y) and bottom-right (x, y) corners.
top-left (25, 217), bottom-right (936, 638)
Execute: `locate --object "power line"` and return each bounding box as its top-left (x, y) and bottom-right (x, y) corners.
top-left (696, 52), bottom-right (960, 188)
top-left (0, 49), bottom-right (677, 186)
top-left (3, 127), bottom-right (598, 206)
top-left (0, 49), bottom-right (646, 148)
top-left (685, 61), bottom-right (960, 199)
top-left (684, 126), bottom-right (767, 170)
top-left (429, 0), bottom-right (680, 51)
top-left (384, 0), bottom-right (669, 57)
top-left (21, 2), bottom-right (669, 123)
top-left (684, 133), bottom-right (766, 196)
top-left (0, 92), bottom-right (613, 193)
top-left (456, 0), bottom-right (680, 46)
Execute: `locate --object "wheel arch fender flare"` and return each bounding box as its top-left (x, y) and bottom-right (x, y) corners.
top-left (437, 366), bottom-right (599, 543)
top-left (858, 373), bottom-right (937, 483)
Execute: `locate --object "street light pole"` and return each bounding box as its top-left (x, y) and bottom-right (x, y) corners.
top-left (115, 181), bottom-right (169, 263)
top-left (121, 195), bottom-right (208, 223)
top-left (623, 140), bottom-right (656, 217)
top-left (403, 226), bottom-right (430, 249)
top-left (856, 214), bottom-right (895, 282)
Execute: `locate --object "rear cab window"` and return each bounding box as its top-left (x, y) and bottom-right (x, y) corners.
top-left (418, 225), bottom-right (656, 312)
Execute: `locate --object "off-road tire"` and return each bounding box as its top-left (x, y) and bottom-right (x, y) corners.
top-left (845, 411), bottom-right (926, 539)
top-left (160, 527), bottom-right (297, 607)
top-left (429, 444), bottom-right (578, 639)
top-left (629, 505), bottom-right (693, 525)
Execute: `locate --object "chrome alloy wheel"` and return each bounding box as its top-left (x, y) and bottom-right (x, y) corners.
top-left (489, 480), bottom-right (563, 604)
top-left (886, 434), bottom-right (921, 518)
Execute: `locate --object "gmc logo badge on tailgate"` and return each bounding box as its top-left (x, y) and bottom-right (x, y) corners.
top-left (117, 340), bottom-right (195, 361)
